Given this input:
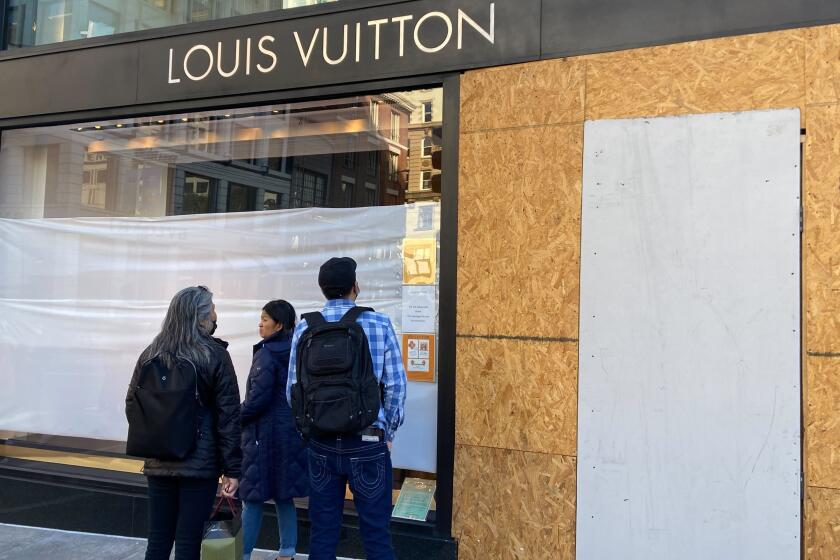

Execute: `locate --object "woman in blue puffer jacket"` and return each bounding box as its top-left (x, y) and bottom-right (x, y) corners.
top-left (240, 300), bottom-right (308, 560)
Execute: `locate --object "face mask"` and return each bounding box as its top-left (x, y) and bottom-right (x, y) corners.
top-left (209, 320), bottom-right (217, 336)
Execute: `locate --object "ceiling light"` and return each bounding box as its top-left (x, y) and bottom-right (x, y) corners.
top-left (157, 120), bottom-right (165, 124)
top-left (94, 125), bottom-right (102, 129)
top-left (181, 117), bottom-right (189, 122)
top-left (115, 124), bottom-right (123, 128)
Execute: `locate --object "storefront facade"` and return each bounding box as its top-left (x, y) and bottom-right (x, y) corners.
top-left (2, 1), bottom-right (840, 559)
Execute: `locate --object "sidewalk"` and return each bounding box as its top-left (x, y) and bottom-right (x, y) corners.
top-left (0, 523), bottom-right (358, 559)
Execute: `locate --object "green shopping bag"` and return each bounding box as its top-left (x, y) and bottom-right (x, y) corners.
top-left (201, 496), bottom-right (243, 560)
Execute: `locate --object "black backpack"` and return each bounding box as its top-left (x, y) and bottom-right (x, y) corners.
top-left (125, 354), bottom-right (200, 460)
top-left (291, 307), bottom-right (381, 438)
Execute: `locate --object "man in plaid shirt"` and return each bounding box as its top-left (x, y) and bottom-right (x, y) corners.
top-left (286, 257), bottom-right (407, 560)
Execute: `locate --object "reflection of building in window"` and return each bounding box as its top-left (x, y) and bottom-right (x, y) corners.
top-left (1, 0), bottom-right (337, 50)
top-left (82, 152), bottom-right (109, 209)
top-left (367, 151), bottom-right (378, 176)
top-left (422, 137), bottom-right (433, 157)
top-left (292, 169), bottom-right (327, 208)
top-left (183, 174), bottom-right (213, 214)
top-left (0, 92), bottom-right (426, 219)
top-left (365, 182), bottom-right (377, 206)
top-left (227, 183), bottom-right (256, 212)
top-left (389, 153), bottom-right (399, 181)
top-left (370, 101), bottom-right (380, 130)
top-left (341, 180), bottom-right (354, 206)
top-left (420, 170), bottom-right (432, 191)
top-left (262, 191), bottom-right (282, 210)
top-left (283, 0), bottom-right (337, 7)
top-left (391, 112), bottom-right (400, 142)
top-left (422, 101), bottom-right (433, 123)
top-left (403, 89), bottom-right (443, 203)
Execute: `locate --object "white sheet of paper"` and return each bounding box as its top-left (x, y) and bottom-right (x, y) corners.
top-left (401, 285), bottom-right (436, 333)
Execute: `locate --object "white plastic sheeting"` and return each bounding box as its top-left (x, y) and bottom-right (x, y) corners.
top-left (0, 204), bottom-right (438, 472)
top-left (577, 110), bottom-right (801, 559)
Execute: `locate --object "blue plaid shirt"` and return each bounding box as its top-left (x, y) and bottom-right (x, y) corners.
top-left (286, 299), bottom-right (407, 441)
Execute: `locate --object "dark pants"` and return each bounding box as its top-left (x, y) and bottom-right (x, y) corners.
top-left (145, 475), bottom-right (218, 560)
top-left (307, 435), bottom-right (394, 560)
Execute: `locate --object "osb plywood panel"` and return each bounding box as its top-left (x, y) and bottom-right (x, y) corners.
top-left (455, 337), bottom-right (577, 456)
top-left (585, 29), bottom-right (805, 121)
top-left (805, 486), bottom-right (840, 560)
top-left (806, 24), bottom-right (840, 106)
top-left (804, 104), bottom-right (840, 352)
top-left (458, 124), bottom-right (582, 338)
top-left (453, 444), bottom-right (576, 560)
top-left (461, 58), bottom-right (585, 132)
top-left (806, 356), bottom-right (840, 489)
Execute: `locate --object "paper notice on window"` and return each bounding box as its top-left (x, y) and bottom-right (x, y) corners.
top-left (403, 237), bottom-right (437, 285)
top-left (402, 333), bottom-right (436, 383)
top-left (392, 477), bottom-right (437, 521)
top-left (401, 285), bottom-right (436, 334)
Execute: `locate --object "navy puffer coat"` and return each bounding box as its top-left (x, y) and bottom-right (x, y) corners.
top-left (239, 331), bottom-right (308, 502)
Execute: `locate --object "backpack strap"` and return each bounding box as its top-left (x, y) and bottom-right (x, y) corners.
top-left (340, 306), bottom-right (374, 326)
top-left (302, 311), bottom-right (327, 328)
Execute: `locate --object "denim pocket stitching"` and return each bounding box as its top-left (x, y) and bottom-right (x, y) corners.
top-left (349, 452), bottom-right (387, 500)
top-left (308, 451), bottom-right (331, 492)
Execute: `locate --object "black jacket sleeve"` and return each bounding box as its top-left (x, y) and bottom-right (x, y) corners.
top-left (125, 354), bottom-right (144, 418)
top-left (212, 350), bottom-right (243, 479)
top-left (240, 352), bottom-right (278, 426)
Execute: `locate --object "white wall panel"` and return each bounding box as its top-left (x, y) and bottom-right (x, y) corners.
top-left (577, 109), bottom-right (801, 559)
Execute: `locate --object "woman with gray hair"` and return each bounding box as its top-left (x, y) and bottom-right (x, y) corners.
top-left (126, 286), bottom-right (242, 560)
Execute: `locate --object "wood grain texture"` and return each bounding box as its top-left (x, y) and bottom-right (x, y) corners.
top-left (805, 485), bottom-right (840, 560)
top-left (806, 24), bottom-right (840, 106)
top-left (455, 337), bottom-right (577, 456)
top-left (461, 58), bottom-right (585, 133)
top-left (806, 356), bottom-right (840, 489)
top-left (804, 104), bottom-right (840, 353)
top-left (453, 444), bottom-right (576, 560)
top-left (458, 124), bottom-right (582, 339)
top-left (585, 29), bottom-right (806, 121)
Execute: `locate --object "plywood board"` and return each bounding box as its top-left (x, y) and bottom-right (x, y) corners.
top-left (803, 104), bottom-right (840, 353)
top-left (805, 24), bottom-right (840, 106)
top-left (453, 444), bottom-right (576, 560)
top-left (806, 356), bottom-right (840, 489)
top-left (585, 30), bottom-right (805, 121)
top-left (577, 110), bottom-right (802, 559)
top-left (455, 337), bottom-right (577, 456)
top-left (805, 486), bottom-right (840, 560)
top-left (458, 124), bottom-right (582, 338)
top-left (460, 58), bottom-right (585, 133)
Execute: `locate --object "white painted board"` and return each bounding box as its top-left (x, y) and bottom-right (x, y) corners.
top-left (577, 109), bottom-right (801, 560)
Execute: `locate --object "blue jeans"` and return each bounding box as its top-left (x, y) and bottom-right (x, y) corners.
top-left (242, 498), bottom-right (298, 559)
top-left (307, 435), bottom-right (394, 560)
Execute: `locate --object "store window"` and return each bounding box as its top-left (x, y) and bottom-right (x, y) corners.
top-left (422, 101), bottom-right (433, 123)
top-left (390, 112), bottom-right (400, 142)
top-left (420, 170), bottom-right (432, 190)
top-left (369, 101), bottom-right (380, 131)
top-left (183, 174), bottom-right (214, 214)
top-left (340, 179), bottom-right (354, 207)
top-left (1, 0), bottom-right (338, 50)
top-left (0, 86), bottom-right (444, 523)
top-left (422, 137), bottom-right (433, 158)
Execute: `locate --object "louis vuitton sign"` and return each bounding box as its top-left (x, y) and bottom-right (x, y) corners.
top-left (137, 0), bottom-right (540, 102)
